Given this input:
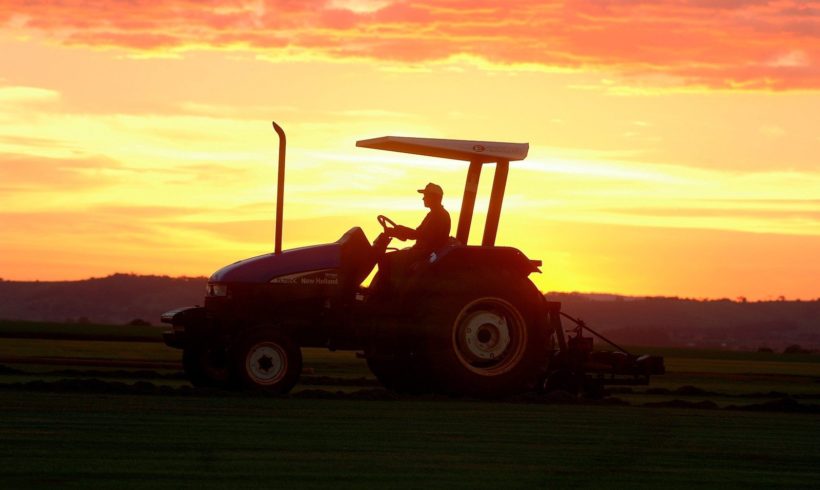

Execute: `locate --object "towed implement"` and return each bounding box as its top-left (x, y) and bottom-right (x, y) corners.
top-left (162, 122), bottom-right (664, 397)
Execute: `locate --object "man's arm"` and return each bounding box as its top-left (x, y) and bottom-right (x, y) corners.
top-left (391, 224), bottom-right (417, 241)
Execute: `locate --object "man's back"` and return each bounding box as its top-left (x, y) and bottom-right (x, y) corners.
top-left (414, 204), bottom-right (450, 253)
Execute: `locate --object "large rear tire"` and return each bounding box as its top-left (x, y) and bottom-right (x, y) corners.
top-left (421, 277), bottom-right (549, 397)
top-left (232, 330), bottom-right (302, 394)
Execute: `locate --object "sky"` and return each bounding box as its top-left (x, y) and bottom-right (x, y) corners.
top-left (0, 0), bottom-right (818, 300)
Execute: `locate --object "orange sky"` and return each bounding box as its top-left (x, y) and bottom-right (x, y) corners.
top-left (1, 1), bottom-right (818, 300)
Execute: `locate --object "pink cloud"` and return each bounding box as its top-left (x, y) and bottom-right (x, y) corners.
top-left (2, 0), bottom-right (818, 89)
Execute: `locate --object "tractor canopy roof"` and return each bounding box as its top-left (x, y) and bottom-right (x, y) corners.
top-left (356, 136), bottom-right (528, 163)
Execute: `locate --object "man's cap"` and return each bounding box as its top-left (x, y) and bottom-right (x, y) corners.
top-left (417, 182), bottom-right (443, 197)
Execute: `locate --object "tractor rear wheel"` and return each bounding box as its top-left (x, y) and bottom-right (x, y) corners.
top-left (183, 345), bottom-right (229, 388)
top-left (232, 330), bottom-right (302, 394)
top-left (421, 277), bottom-right (549, 397)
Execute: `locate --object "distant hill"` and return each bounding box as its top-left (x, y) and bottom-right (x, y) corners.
top-left (546, 292), bottom-right (820, 351)
top-left (0, 274), bottom-right (206, 326)
top-left (0, 275), bottom-right (817, 350)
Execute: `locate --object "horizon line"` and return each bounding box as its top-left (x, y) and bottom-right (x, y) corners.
top-left (1, 272), bottom-right (815, 303)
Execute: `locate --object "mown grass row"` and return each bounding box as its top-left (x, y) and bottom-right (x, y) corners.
top-left (1, 391), bottom-right (819, 489)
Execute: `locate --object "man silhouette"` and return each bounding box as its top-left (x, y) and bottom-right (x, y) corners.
top-left (376, 183), bottom-right (451, 292)
top-left (391, 182), bottom-right (451, 255)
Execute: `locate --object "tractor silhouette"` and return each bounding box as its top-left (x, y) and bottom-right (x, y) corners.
top-left (162, 122), bottom-right (663, 397)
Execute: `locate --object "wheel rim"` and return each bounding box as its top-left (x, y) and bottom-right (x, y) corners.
top-left (452, 297), bottom-right (527, 376)
top-left (245, 341), bottom-right (288, 385)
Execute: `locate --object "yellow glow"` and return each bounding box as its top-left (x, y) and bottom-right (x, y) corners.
top-left (1, 18), bottom-right (818, 300)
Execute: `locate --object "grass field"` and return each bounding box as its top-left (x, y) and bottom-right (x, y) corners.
top-left (0, 319), bottom-right (165, 341)
top-left (1, 392), bottom-right (819, 489)
top-left (0, 320), bottom-right (819, 488)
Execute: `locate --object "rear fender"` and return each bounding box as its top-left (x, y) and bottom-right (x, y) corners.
top-left (404, 245), bottom-right (539, 296)
top-left (431, 245), bottom-right (539, 277)
top-left (393, 246), bottom-right (545, 316)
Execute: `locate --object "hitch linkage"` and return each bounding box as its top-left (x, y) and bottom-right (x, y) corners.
top-left (543, 306), bottom-right (665, 395)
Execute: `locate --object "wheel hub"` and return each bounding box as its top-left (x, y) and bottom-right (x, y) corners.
top-left (461, 311), bottom-right (511, 361)
top-left (247, 343), bottom-right (287, 385)
top-left (451, 297), bottom-right (528, 377)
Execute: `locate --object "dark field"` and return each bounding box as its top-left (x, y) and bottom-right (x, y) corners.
top-left (1, 320), bottom-right (819, 488)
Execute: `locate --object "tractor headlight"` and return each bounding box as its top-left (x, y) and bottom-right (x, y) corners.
top-left (206, 283), bottom-right (228, 297)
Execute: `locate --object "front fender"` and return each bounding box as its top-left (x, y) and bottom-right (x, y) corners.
top-left (161, 306), bottom-right (207, 327)
top-left (160, 306), bottom-right (207, 349)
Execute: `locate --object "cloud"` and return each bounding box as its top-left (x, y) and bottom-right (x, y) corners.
top-left (0, 209), bottom-right (151, 236)
top-left (0, 153), bottom-right (121, 191)
top-left (607, 205), bottom-right (820, 222)
top-left (0, 86), bottom-right (60, 104)
top-left (0, 135), bottom-right (76, 153)
top-left (2, 1), bottom-right (818, 90)
top-left (172, 216), bottom-right (353, 244)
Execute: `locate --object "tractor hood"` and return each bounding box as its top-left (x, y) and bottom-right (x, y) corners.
top-left (209, 227), bottom-right (373, 285)
top-left (210, 243), bottom-right (342, 284)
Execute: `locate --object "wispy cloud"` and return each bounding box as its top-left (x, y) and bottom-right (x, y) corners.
top-left (0, 85), bottom-right (60, 104)
top-left (3, 1), bottom-right (818, 89)
top-left (0, 153), bottom-right (120, 191)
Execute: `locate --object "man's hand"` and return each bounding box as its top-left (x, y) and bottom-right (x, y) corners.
top-left (391, 225), bottom-right (414, 241)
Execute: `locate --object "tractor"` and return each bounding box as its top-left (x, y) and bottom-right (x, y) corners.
top-left (161, 122), bottom-right (664, 397)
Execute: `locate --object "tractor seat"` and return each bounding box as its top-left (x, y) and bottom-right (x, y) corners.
top-left (337, 227), bottom-right (376, 287)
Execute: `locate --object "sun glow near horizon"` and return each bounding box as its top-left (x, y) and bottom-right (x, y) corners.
top-left (1, 1), bottom-right (818, 300)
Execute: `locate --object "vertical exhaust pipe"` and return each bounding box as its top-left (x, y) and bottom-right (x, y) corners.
top-left (272, 121), bottom-right (286, 254)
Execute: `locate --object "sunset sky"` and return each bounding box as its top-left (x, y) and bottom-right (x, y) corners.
top-left (1, 0), bottom-right (818, 300)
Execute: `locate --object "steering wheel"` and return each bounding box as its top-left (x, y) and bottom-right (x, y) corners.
top-left (377, 214), bottom-right (397, 232)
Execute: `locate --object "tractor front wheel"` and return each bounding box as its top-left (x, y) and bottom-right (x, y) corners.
top-left (233, 330), bottom-right (302, 394)
top-left (182, 345), bottom-right (229, 388)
